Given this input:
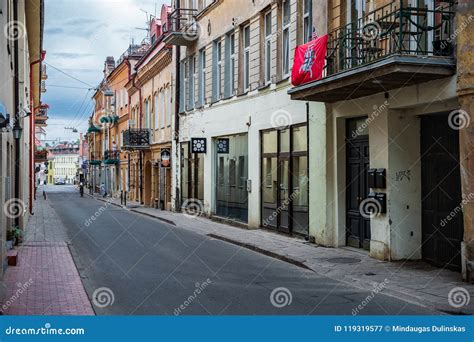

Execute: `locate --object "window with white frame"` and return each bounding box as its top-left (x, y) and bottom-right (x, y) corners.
top-left (183, 59), bottom-right (188, 110)
top-left (144, 99), bottom-right (150, 129)
top-left (230, 33), bottom-right (236, 94)
top-left (264, 10), bottom-right (272, 84)
top-left (243, 25), bottom-right (250, 91)
top-left (282, 0), bottom-right (291, 77)
top-left (199, 48), bottom-right (206, 105)
top-left (217, 41), bottom-right (222, 99)
top-left (193, 55), bottom-right (198, 105)
top-left (303, 0), bottom-right (313, 43)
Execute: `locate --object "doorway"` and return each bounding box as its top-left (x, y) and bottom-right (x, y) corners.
top-left (346, 118), bottom-right (371, 250)
top-left (421, 113), bottom-right (463, 271)
top-left (261, 125), bottom-right (308, 236)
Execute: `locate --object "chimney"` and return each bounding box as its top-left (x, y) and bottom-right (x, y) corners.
top-left (104, 56), bottom-right (115, 77)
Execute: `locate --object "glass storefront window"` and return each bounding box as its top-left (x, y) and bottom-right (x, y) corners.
top-left (260, 124), bottom-right (308, 236)
top-left (262, 130), bottom-right (278, 154)
top-left (215, 134), bottom-right (248, 223)
top-left (280, 129), bottom-right (290, 153)
top-left (292, 125), bottom-right (307, 152)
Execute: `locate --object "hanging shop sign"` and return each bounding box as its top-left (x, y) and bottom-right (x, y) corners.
top-left (217, 138), bottom-right (229, 154)
top-left (160, 148), bottom-right (171, 168)
top-left (191, 138), bottom-right (207, 154)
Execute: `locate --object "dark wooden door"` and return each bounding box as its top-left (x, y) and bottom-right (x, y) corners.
top-left (421, 114), bottom-right (463, 271)
top-left (346, 125), bottom-right (371, 250)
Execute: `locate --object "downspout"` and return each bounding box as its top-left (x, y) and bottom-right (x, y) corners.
top-left (29, 55), bottom-right (44, 215)
top-left (125, 59), bottom-right (132, 200)
top-left (13, 0), bottom-right (20, 228)
top-left (133, 74), bottom-right (144, 204)
top-left (174, 0), bottom-right (181, 211)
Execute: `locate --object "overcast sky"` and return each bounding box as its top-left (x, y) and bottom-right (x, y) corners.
top-left (42, 0), bottom-right (164, 143)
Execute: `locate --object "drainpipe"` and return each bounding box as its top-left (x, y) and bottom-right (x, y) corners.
top-left (29, 53), bottom-right (45, 215)
top-left (173, 0), bottom-right (181, 211)
top-left (13, 0), bottom-right (20, 228)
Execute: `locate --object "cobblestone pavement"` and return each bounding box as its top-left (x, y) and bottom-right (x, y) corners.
top-left (1, 185), bottom-right (94, 315)
top-left (92, 193), bottom-right (474, 315)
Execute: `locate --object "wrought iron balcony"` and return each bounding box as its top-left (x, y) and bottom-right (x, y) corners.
top-left (122, 128), bottom-right (151, 150)
top-left (163, 8), bottom-right (199, 46)
top-left (289, 1), bottom-right (456, 102)
top-left (89, 152), bottom-right (102, 166)
top-left (104, 150), bottom-right (121, 165)
top-left (34, 149), bottom-right (47, 163)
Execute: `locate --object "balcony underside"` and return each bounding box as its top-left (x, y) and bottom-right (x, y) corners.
top-left (163, 32), bottom-right (197, 47)
top-left (121, 145), bottom-right (151, 151)
top-left (289, 55), bottom-right (455, 103)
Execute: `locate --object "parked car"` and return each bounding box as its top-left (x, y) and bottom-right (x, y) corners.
top-left (55, 178), bottom-right (66, 185)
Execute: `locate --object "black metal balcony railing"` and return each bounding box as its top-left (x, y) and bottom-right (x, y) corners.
top-left (325, 1), bottom-right (455, 77)
top-left (163, 8), bottom-right (199, 46)
top-left (89, 152), bottom-right (102, 165)
top-left (122, 129), bottom-right (151, 150)
top-left (104, 150), bottom-right (121, 164)
top-left (34, 150), bottom-right (47, 162)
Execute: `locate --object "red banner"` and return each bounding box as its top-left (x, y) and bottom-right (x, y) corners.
top-left (291, 34), bottom-right (328, 86)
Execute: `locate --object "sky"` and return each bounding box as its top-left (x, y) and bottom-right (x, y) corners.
top-left (42, 0), bottom-right (165, 143)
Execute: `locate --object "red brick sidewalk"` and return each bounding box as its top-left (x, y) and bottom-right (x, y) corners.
top-left (1, 241), bottom-right (94, 315)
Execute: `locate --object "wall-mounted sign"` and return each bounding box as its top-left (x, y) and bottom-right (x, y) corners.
top-left (191, 138), bottom-right (207, 153)
top-left (217, 138), bottom-right (229, 154)
top-left (161, 148), bottom-right (171, 168)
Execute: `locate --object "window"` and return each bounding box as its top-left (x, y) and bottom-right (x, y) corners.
top-left (264, 11), bottom-right (272, 84)
top-left (160, 91), bottom-right (166, 129)
top-left (166, 87), bottom-right (172, 127)
top-left (282, 0), bottom-right (291, 77)
top-left (144, 99), bottom-right (150, 129)
top-left (154, 93), bottom-right (159, 128)
top-left (188, 56), bottom-right (195, 110)
top-left (303, 0), bottom-right (313, 43)
top-left (216, 41), bottom-right (222, 99)
top-left (183, 60), bottom-right (188, 111)
top-left (193, 56), bottom-right (198, 105)
top-left (225, 32), bottom-right (236, 98)
top-left (243, 25), bottom-right (250, 91)
top-left (199, 48), bottom-right (206, 106)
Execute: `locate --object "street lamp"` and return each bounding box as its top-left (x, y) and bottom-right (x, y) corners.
top-left (12, 121), bottom-right (23, 140)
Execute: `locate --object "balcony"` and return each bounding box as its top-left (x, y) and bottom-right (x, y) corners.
top-left (163, 8), bottom-right (199, 46)
top-left (34, 149), bottom-right (47, 163)
top-left (103, 150), bottom-right (121, 165)
top-left (89, 152), bottom-right (102, 166)
top-left (122, 128), bottom-right (151, 150)
top-left (289, 1), bottom-right (456, 102)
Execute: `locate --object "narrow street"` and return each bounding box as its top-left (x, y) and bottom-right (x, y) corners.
top-left (36, 185), bottom-right (435, 315)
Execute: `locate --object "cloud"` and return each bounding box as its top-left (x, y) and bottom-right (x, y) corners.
top-left (42, 0), bottom-right (167, 141)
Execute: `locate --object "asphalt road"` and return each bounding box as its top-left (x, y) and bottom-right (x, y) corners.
top-left (47, 186), bottom-right (437, 315)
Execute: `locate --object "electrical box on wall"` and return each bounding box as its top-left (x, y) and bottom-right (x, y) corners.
top-left (246, 179), bottom-right (252, 193)
top-left (375, 168), bottom-right (386, 189)
top-left (368, 168), bottom-right (376, 188)
top-left (375, 193), bottom-right (387, 214)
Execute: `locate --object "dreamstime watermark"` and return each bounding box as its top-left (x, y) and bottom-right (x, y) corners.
top-left (360, 21), bottom-right (382, 42)
top-left (448, 287), bottom-right (470, 309)
top-left (359, 198), bottom-right (382, 219)
top-left (352, 278), bottom-right (390, 315)
top-left (3, 198), bottom-right (27, 219)
top-left (84, 200), bottom-right (111, 227)
top-left (440, 15), bottom-right (474, 52)
top-left (173, 278), bottom-right (212, 315)
top-left (3, 21), bottom-right (27, 41)
top-left (448, 109), bottom-right (470, 130)
top-left (440, 192), bottom-right (474, 228)
top-left (5, 323), bottom-right (85, 336)
top-left (270, 109), bottom-right (292, 130)
top-left (1, 278), bottom-right (34, 313)
top-left (270, 287), bottom-right (292, 308)
top-left (262, 190), bottom-right (300, 227)
top-left (92, 287), bottom-right (115, 308)
top-left (351, 101), bottom-right (389, 138)
top-left (181, 198), bottom-right (204, 218)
